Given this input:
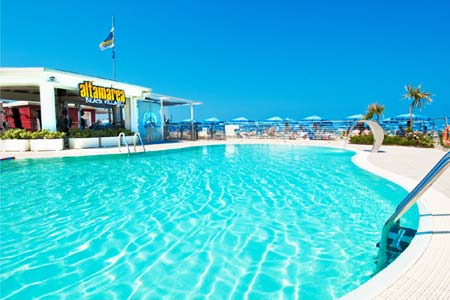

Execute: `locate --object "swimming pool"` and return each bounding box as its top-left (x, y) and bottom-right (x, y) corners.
top-left (0, 145), bottom-right (418, 299)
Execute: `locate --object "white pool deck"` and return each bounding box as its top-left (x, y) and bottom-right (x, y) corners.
top-left (2, 139), bottom-right (449, 299)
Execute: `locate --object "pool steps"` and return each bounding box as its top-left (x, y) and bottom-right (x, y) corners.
top-left (377, 151), bottom-right (450, 268)
top-left (376, 224), bottom-right (417, 266)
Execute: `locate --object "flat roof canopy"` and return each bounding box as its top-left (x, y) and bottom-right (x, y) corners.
top-left (0, 86), bottom-right (42, 102)
top-left (146, 93), bottom-right (202, 107)
top-left (0, 67), bottom-right (201, 107)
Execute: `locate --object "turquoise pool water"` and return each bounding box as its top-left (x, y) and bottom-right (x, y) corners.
top-left (0, 145), bottom-right (418, 300)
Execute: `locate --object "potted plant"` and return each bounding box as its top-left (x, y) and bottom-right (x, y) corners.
top-left (29, 130), bottom-right (65, 151)
top-left (0, 129), bottom-right (32, 152)
top-left (68, 129), bottom-right (101, 149)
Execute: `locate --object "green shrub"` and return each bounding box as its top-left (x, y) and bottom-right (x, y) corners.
top-left (69, 128), bottom-right (135, 138)
top-left (30, 129), bottom-right (65, 139)
top-left (69, 129), bottom-right (99, 138)
top-left (349, 135), bottom-right (374, 144)
top-left (97, 128), bottom-right (135, 137)
top-left (43, 131), bottom-right (66, 139)
top-left (1, 129), bottom-right (65, 139)
top-left (0, 129), bottom-right (32, 139)
top-left (350, 133), bottom-right (434, 148)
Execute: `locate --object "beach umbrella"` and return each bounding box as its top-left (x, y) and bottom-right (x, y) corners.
top-left (346, 114), bottom-right (364, 120)
top-left (204, 117), bottom-right (220, 123)
top-left (392, 113), bottom-right (430, 120)
top-left (182, 118), bottom-right (196, 123)
top-left (303, 115), bottom-right (322, 121)
top-left (382, 117), bottom-right (400, 125)
top-left (232, 117), bottom-right (248, 122)
top-left (284, 117), bottom-right (295, 122)
top-left (266, 116), bottom-right (283, 122)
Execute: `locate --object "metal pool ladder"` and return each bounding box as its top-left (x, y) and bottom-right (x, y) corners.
top-left (133, 133), bottom-right (146, 153)
top-left (377, 151), bottom-right (450, 268)
top-left (118, 132), bottom-right (131, 154)
top-left (118, 132), bottom-right (146, 154)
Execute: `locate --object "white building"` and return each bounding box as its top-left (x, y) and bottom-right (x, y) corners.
top-left (0, 67), bottom-right (201, 142)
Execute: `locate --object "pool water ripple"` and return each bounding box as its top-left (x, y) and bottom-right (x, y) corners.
top-left (0, 145), bottom-right (418, 299)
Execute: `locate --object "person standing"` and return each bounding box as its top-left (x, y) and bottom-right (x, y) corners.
top-left (57, 108), bottom-right (71, 134)
top-left (56, 107), bottom-right (71, 148)
top-left (80, 110), bottom-right (87, 130)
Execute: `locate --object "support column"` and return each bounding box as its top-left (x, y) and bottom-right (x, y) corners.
top-left (124, 98), bottom-right (131, 130)
top-left (0, 101), bottom-right (4, 132)
top-left (129, 97), bottom-right (139, 133)
top-left (190, 104), bottom-right (195, 140)
top-left (160, 99), bottom-right (164, 141)
top-left (76, 104), bottom-right (81, 129)
top-left (39, 82), bottom-right (57, 131)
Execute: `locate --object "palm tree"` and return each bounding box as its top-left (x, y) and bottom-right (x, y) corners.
top-left (403, 84), bottom-right (432, 130)
top-left (364, 102), bottom-right (384, 123)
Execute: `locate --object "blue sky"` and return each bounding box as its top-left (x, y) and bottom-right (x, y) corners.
top-left (1, 0), bottom-right (449, 121)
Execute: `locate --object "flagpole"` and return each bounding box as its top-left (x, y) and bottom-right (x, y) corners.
top-left (112, 16), bottom-right (116, 81)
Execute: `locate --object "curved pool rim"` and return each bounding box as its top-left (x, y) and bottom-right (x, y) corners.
top-left (341, 149), bottom-right (434, 299)
top-left (1, 140), bottom-right (436, 298)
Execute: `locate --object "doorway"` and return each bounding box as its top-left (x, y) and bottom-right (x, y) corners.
top-left (11, 107), bottom-right (23, 129)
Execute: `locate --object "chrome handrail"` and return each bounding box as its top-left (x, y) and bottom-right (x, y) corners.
top-left (377, 151), bottom-right (450, 268)
top-left (118, 132), bottom-right (130, 155)
top-left (133, 133), bottom-right (146, 153)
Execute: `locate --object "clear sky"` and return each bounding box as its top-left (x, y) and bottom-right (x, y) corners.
top-left (1, 0), bottom-right (449, 121)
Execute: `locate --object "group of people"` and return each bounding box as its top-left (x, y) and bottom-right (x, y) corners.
top-left (348, 122), bottom-right (371, 136)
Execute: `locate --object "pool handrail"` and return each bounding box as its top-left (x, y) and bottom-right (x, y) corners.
top-left (133, 133), bottom-right (146, 153)
top-left (118, 132), bottom-right (131, 155)
top-left (377, 151), bottom-right (450, 268)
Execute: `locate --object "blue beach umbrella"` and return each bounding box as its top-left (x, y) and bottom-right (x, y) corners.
top-left (182, 118), bottom-right (196, 123)
top-left (232, 117), bottom-right (248, 122)
top-left (346, 114), bottom-right (364, 120)
top-left (303, 115), bottom-right (322, 121)
top-left (392, 113), bottom-right (430, 120)
top-left (204, 117), bottom-right (220, 123)
top-left (266, 116), bottom-right (283, 122)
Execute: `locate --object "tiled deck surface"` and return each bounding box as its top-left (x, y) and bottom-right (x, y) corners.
top-left (364, 147), bottom-right (450, 300)
top-left (1, 139), bottom-right (449, 299)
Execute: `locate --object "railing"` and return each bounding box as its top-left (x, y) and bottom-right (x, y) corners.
top-left (161, 119), bottom-right (448, 142)
top-left (118, 132), bottom-right (130, 155)
top-left (164, 124), bottom-right (226, 141)
top-left (118, 132), bottom-right (146, 154)
top-left (133, 133), bottom-right (146, 152)
top-left (377, 151), bottom-right (450, 268)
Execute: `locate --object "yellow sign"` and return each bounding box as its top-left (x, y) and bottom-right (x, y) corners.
top-left (78, 81), bottom-right (126, 106)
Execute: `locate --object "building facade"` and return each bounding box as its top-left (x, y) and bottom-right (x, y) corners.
top-left (0, 67), bottom-right (200, 142)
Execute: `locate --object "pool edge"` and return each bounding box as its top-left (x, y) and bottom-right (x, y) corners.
top-left (2, 139), bottom-right (442, 299)
top-left (341, 150), bottom-right (434, 300)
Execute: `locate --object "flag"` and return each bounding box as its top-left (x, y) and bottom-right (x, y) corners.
top-left (99, 27), bottom-right (114, 50)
